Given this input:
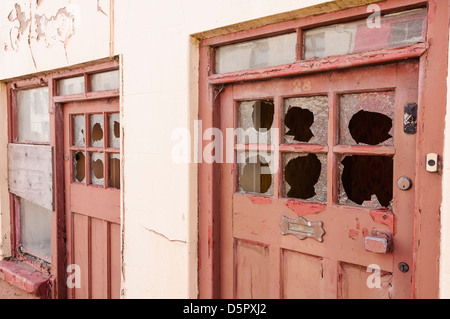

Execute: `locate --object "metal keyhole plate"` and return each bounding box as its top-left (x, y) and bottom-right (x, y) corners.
top-left (397, 176), bottom-right (412, 191)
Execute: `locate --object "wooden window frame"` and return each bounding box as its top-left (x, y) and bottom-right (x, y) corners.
top-left (198, 0), bottom-right (449, 299)
top-left (6, 59), bottom-right (120, 299)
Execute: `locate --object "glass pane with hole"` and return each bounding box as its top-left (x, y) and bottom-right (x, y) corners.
top-left (338, 155), bottom-right (394, 209)
top-left (283, 153), bottom-right (328, 203)
top-left (20, 198), bottom-right (52, 262)
top-left (238, 152), bottom-right (275, 196)
top-left (91, 70), bottom-right (120, 92)
top-left (57, 76), bottom-right (85, 96)
top-left (304, 8), bottom-right (427, 60)
top-left (215, 33), bottom-right (297, 74)
top-left (110, 153), bottom-right (120, 189)
top-left (17, 87), bottom-right (50, 143)
top-left (284, 96), bottom-right (329, 145)
top-left (91, 152), bottom-right (105, 186)
top-left (339, 92), bottom-right (395, 146)
top-left (90, 114), bottom-right (104, 148)
top-left (108, 113), bottom-right (120, 149)
top-left (73, 115), bottom-right (86, 147)
top-left (238, 100), bottom-right (275, 145)
top-left (73, 151), bottom-right (86, 183)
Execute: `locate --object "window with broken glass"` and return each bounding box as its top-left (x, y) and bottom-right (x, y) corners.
top-left (236, 90), bottom-right (396, 209)
top-left (223, 10), bottom-right (421, 209)
top-left (13, 87), bottom-right (52, 264)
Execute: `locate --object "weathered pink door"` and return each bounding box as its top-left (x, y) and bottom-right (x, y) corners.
top-left (64, 98), bottom-right (121, 299)
top-left (219, 61), bottom-right (418, 299)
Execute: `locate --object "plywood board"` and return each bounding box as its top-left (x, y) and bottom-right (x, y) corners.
top-left (8, 144), bottom-right (54, 211)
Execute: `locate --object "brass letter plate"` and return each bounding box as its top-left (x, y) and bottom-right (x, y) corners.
top-left (280, 216), bottom-right (325, 242)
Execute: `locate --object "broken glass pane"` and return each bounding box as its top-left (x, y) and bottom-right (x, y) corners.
top-left (215, 33), bottom-right (297, 74)
top-left (284, 96), bottom-right (328, 145)
top-left (284, 153), bottom-right (327, 203)
top-left (108, 113), bottom-right (120, 149)
top-left (304, 8), bottom-right (427, 60)
top-left (73, 151), bottom-right (86, 183)
top-left (17, 87), bottom-right (50, 143)
top-left (238, 100), bottom-right (275, 145)
top-left (109, 153), bottom-right (120, 189)
top-left (90, 114), bottom-right (104, 148)
top-left (91, 152), bottom-right (105, 186)
top-left (238, 152), bottom-right (274, 196)
top-left (339, 92), bottom-right (395, 146)
top-left (73, 115), bottom-right (86, 147)
top-left (57, 76), bottom-right (85, 96)
top-left (338, 155), bottom-right (393, 209)
top-left (90, 70), bottom-right (120, 92)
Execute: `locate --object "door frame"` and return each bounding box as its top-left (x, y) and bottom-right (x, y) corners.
top-left (198, 0), bottom-right (450, 299)
top-left (6, 58), bottom-right (120, 299)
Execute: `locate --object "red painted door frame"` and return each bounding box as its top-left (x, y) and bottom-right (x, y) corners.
top-left (198, 0), bottom-right (449, 299)
top-left (6, 59), bottom-right (120, 299)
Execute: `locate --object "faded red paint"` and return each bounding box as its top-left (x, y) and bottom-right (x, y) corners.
top-left (208, 43), bottom-right (427, 85)
top-left (249, 196), bottom-right (273, 205)
top-left (199, 0), bottom-right (449, 300)
top-left (348, 229), bottom-right (359, 240)
top-left (362, 228), bottom-right (370, 238)
top-left (284, 200), bottom-right (326, 217)
top-left (0, 260), bottom-right (50, 298)
top-left (370, 210), bottom-right (396, 234)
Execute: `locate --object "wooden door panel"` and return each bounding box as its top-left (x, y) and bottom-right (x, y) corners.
top-left (281, 250), bottom-right (324, 299)
top-left (339, 263), bottom-right (393, 299)
top-left (234, 240), bottom-right (270, 299)
top-left (72, 213), bottom-right (89, 299)
top-left (70, 184), bottom-right (120, 224)
top-left (110, 223), bottom-right (121, 300)
top-left (91, 218), bottom-right (109, 299)
top-left (220, 61), bottom-right (419, 299)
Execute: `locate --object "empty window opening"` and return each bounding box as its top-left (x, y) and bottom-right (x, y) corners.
top-left (285, 107), bottom-right (315, 143)
top-left (340, 155), bottom-right (393, 208)
top-left (90, 114), bottom-right (104, 147)
top-left (108, 113), bottom-right (121, 149)
top-left (284, 96), bottom-right (328, 145)
top-left (74, 152), bottom-right (86, 183)
top-left (110, 154), bottom-right (120, 189)
top-left (253, 100), bottom-right (275, 132)
top-left (239, 155), bottom-right (273, 195)
top-left (238, 100), bottom-right (275, 145)
top-left (284, 154), bottom-right (322, 200)
top-left (114, 122), bottom-right (120, 138)
top-left (349, 110), bottom-right (393, 145)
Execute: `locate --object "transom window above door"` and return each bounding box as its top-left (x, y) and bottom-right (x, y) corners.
top-left (214, 8), bottom-right (427, 74)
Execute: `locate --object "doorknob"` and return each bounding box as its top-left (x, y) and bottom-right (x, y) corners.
top-left (365, 231), bottom-right (393, 254)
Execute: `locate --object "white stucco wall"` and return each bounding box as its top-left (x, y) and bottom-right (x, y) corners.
top-left (440, 27), bottom-right (450, 300)
top-left (0, 0), bottom-right (448, 299)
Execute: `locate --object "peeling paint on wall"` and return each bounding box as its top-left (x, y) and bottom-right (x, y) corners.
top-left (4, 1), bottom-right (77, 67)
top-left (2, 0), bottom-right (110, 69)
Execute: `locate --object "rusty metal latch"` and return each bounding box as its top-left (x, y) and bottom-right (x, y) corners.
top-left (280, 216), bottom-right (325, 243)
